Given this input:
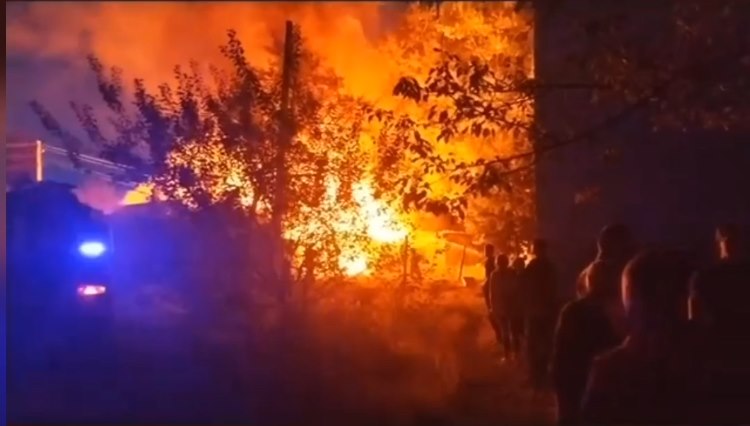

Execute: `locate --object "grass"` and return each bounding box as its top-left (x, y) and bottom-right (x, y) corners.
top-left (9, 275), bottom-right (555, 425)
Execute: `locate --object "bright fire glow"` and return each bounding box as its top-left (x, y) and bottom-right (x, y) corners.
top-left (120, 183), bottom-right (153, 206)
top-left (352, 182), bottom-right (408, 244)
top-left (340, 254), bottom-right (369, 276)
top-left (286, 175), bottom-right (409, 277)
top-left (101, 3), bottom-right (533, 281)
top-left (343, 181), bottom-right (408, 275)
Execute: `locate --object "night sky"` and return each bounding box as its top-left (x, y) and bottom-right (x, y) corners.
top-left (7, 2), bottom-right (101, 142)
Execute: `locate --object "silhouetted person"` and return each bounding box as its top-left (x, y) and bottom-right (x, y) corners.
top-left (577, 224), bottom-right (634, 336)
top-left (303, 246), bottom-right (317, 274)
top-left (599, 223), bottom-right (636, 264)
top-left (511, 256), bottom-right (527, 355)
top-left (690, 224), bottom-right (748, 320)
top-left (576, 263), bottom-right (591, 301)
top-left (301, 246), bottom-right (318, 294)
top-left (481, 244), bottom-right (500, 344)
top-left (490, 254), bottom-right (518, 360)
top-left (715, 223), bottom-right (745, 263)
top-left (552, 260), bottom-right (622, 425)
top-left (581, 250), bottom-right (695, 425)
top-left (689, 247), bottom-right (750, 424)
top-left (523, 238), bottom-right (558, 390)
top-left (410, 248), bottom-right (423, 282)
top-left (577, 224), bottom-right (635, 295)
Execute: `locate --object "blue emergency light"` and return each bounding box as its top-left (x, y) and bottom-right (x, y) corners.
top-left (79, 241), bottom-right (107, 258)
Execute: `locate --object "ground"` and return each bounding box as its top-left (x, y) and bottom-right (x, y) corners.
top-left (8, 284), bottom-right (555, 425)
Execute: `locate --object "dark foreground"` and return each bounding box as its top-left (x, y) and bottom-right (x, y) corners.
top-left (9, 290), bottom-right (554, 426)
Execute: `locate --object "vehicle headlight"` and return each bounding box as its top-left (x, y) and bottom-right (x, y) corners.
top-left (79, 241), bottom-right (106, 257)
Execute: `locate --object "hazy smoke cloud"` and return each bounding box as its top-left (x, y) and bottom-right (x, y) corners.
top-left (7, 2), bottom-right (406, 133)
top-left (73, 176), bottom-right (127, 214)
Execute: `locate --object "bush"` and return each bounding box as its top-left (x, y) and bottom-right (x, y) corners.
top-left (190, 280), bottom-right (492, 424)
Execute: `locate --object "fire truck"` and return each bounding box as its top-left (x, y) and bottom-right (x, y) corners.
top-left (6, 140), bottom-right (120, 361)
top-left (7, 180), bottom-right (115, 339)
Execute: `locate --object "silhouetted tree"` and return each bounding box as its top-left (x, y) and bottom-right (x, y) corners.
top-left (388, 0), bottom-right (749, 204)
top-left (366, 2), bottom-right (535, 249)
top-left (30, 27), bottom-right (378, 286)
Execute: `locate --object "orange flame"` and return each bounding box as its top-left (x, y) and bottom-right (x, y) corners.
top-left (120, 183), bottom-right (153, 206)
top-left (352, 181), bottom-right (408, 244)
top-left (43, 2), bottom-right (534, 280)
top-left (286, 175), bottom-right (408, 277)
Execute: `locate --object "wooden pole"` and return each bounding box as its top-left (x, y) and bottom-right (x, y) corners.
top-left (35, 140), bottom-right (44, 182)
top-left (278, 20), bottom-right (295, 265)
top-left (275, 21), bottom-right (295, 223)
top-left (272, 21), bottom-right (297, 302)
top-left (457, 243), bottom-right (467, 285)
top-left (402, 237), bottom-right (409, 286)
top-left (280, 21), bottom-right (295, 122)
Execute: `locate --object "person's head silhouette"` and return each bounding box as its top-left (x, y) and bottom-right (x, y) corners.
top-left (622, 250), bottom-right (693, 333)
top-left (598, 224), bottom-right (634, 261)
top-left (495, 253), bottom-right (509, 270)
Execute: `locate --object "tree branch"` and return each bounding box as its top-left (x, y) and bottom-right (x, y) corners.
top-left (455, 38), bottom-right (747, 173)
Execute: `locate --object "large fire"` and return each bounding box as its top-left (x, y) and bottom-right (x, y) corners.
top-left (285, 175), bottom-right (409, 277)
top-left (102, 2), bottom-right (533, 280)
top-left (338, 180), bottom-right (409, 276)
top-left (121, 175), bottom-right (409, 277)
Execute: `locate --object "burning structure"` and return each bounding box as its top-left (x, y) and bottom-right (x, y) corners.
top-left (10, 1), bottom-right (750, 287)
top-left (13, 2), bottom-right (535, 282)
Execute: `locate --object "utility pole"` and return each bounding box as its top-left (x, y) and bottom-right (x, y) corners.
top-left (35, 140), bottom-right (44, 182)
top-left (272, 21), bottom-right (298, 302)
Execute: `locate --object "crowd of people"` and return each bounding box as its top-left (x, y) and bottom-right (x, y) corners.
top-left (483, 224), bottom-right (749, 425)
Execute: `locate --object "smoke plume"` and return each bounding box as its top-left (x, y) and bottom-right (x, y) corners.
top-left (6, 2), bottom-right (407, 138)
top-left (73, 176), bottom-right (127, 215)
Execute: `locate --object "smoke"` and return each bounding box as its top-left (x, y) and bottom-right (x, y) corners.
top-left (7, 1), bottom-right (410, 206)
top-left (6, 2), bottom-right (407, 137)
top-left (73, 176), bottom-right (127, 215)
